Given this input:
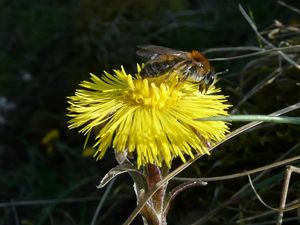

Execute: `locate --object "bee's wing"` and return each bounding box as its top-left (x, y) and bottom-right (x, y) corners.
top-left (136, 45), bottom-right (187, 60)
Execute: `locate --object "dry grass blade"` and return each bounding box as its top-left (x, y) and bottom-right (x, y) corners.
top-left (0, 196), bottom-right (124, 208)
top-left (277, 1), bottom-right (300, 15)
top-left (247, 173), bottom-right (300, 212)
top-left (190, 139), bottom-right (300, 225)
top-left (232, 68), bottom-right (282, 113)
top-left (238, 4), bottom-right (300, 69)
top-left (174, 154), bottom-right (300, 182)
top-left (236, 198), bottom-right (300, 223)
top-left (10, 200), bottom-right (20, 225)
top-left (208, 45), bottom-right (300, 62)
top-left (91, 179), bottom-right (115, 225)
top-left (196, 115), bottom-right (300, 125)
top-left (203, 46), bottom-right (262, 54)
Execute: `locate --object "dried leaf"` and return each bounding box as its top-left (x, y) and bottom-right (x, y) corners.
top-left (97, 163), bottom-right (143, 188)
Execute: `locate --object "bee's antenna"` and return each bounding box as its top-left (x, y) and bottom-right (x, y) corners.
top-left (215, 68), bottom-right (229, 76)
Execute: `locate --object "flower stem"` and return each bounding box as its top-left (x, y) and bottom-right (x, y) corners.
top-left (140, 164), bottom-right (168, 225)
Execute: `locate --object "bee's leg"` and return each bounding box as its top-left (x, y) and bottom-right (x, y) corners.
top-left (164, 69), bottom-right (174, 80)
top-left (167, 61), bottom-right (190, 93)
top-left (178, 74), bottom-right (188, 83)
top-left (199, 72), bottom-right (215, 92)
top-left (173, 61), bottom-right (189, 81)
top-left (198, 80), bottom-right (206, 92)
top-left (170, 71), bottom-right (188, 94)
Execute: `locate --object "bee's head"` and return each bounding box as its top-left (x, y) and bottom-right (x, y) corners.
top-left (198, 69), bottom-right (229, 92)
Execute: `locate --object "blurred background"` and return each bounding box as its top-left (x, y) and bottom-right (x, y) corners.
top-left (1, 0), bottom-right (300, 224)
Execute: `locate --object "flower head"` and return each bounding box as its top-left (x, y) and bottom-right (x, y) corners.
top-left (67, 65), bottom-right (231, 168)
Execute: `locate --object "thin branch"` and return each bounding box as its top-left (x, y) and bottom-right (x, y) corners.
top-left (277, 166), bottom-right (300, 225)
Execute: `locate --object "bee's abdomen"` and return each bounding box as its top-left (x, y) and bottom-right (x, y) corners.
top-left (140, 60), bottom-right (179, 77)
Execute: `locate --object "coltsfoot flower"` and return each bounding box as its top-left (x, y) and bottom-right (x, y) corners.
top-left (67, 65), bottom-right (231, 168)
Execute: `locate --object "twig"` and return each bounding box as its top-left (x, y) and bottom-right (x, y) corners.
top-left (276, 166), bottom-right (300, 225)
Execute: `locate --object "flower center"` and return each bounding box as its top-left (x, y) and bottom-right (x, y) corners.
top-left (123, 75), bottom-right (181, 108)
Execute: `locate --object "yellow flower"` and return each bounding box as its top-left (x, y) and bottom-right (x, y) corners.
top-left (82, 147), bottom-right (97, 158)
top-left (41, 129), bottom-right (60, 154)
top-left (67, 65), bottom-right (231, 168)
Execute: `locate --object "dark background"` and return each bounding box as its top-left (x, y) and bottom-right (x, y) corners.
top-left (1, 0), bottom-right (300, 224)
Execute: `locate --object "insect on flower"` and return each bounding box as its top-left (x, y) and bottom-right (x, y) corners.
top-left (137, 45), bottom-right (218, 91)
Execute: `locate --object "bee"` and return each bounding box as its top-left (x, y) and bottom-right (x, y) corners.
top-left (136, 45), bottom-right (215, 91)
